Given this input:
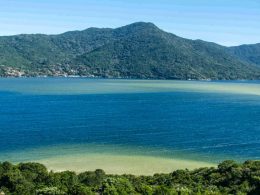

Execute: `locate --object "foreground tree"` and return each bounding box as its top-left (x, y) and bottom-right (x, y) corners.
top-left (0, 160), bottom-right (259, 194)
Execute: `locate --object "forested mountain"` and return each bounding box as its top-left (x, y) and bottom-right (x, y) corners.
top-left (228, 43), bottom-right (260, 67)
top-left (0, 22), bottom-right (260, 79)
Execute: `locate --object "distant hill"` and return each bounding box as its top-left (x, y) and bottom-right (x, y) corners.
top-left (0, 22), bottom-right (260, 79)
top-left (228, 43), bottom-right (260, 67)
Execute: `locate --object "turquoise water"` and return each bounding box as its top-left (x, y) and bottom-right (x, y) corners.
top-left (0, 78), bottom-right (259, 163)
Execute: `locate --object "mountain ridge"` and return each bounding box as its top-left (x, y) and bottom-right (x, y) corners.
top-left (0, 22), bottom-right (260, 79)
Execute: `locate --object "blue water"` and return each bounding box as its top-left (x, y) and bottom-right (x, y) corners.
top-left (0, 78), bottom-right (259, 162)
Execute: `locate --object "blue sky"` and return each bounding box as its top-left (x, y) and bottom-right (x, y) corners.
top-left (0, 0), bottom-right (259, 46)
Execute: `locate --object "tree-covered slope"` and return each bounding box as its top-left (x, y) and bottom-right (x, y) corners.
top-left (228, 43), bottom-right (260, 66)
top-left (0, 22), bottom-right (260, 79)
top-left (0, 28), bottom-right (115, 76)
top-left (74, 23), bottom-right (260, 79)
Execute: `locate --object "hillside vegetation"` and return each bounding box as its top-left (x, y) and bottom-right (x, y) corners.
top-left (228, 43), bottom-right (260, 67)
top-left (0, 160), bottom-right (259, 194)
top-left (0, 22), bottom-right (260, 79)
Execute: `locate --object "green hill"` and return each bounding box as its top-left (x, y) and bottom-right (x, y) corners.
top-left (228, 43), bottom-right (260, 66)
top-left (0, 22), bottom-right (260, 79)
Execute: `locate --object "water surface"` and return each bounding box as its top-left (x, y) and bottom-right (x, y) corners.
top-left (0, 78), bottom-right (259, 174)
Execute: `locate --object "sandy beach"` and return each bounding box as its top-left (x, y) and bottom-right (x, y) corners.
top-left (37, 153), bottom-right (215, 175)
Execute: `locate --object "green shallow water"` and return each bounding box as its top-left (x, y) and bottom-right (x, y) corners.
top-left (0, 144), bottom-right (217, 175)
top-left (0, 78), bottom-right (259, 95)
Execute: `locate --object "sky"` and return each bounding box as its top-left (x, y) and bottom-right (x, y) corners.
top-left (0, 0), bottom-right (259, 46)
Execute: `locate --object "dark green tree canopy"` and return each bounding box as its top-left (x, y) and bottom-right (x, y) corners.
top-left (0, 160), bottom-right (259, 194)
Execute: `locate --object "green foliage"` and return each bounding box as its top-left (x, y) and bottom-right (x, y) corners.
top-left (18, 162), bottom-right (48, 184)
top-left (36, 187), bottom-right (66, 195)
top-left (0, 22), bottom-right (259, 79)
top-left (78, 169), bottom-right (105, 187)
top-left (68, 184), bottom-right (94, 195)
top-left (0, 160), bottom-right (259, 194)
top-left (229, 43), bottom-right (260, 66)
top-left (101, 177), bottom-right (135, 195)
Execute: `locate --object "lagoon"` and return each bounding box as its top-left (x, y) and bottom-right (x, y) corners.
top-left (0, 78), bottom-right (259, 174)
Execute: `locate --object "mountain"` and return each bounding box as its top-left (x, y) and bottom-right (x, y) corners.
top-left (228, 43), bottom-right (260, 66)
top-left (0, 22), bottom-right (260, 79)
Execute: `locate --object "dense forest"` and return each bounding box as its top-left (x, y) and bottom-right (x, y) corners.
top-left (0, 22), bottom-right (260, 80)
top-left (0, 160), bottom-right (259, 194)
top-left (228, 43), bottom-right (260, 67)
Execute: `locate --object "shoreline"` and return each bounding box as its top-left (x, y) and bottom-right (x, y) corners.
top-left (36, 153), bottom-right (216, 175)
top-left (1, 75), bottom-right (260, 82)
